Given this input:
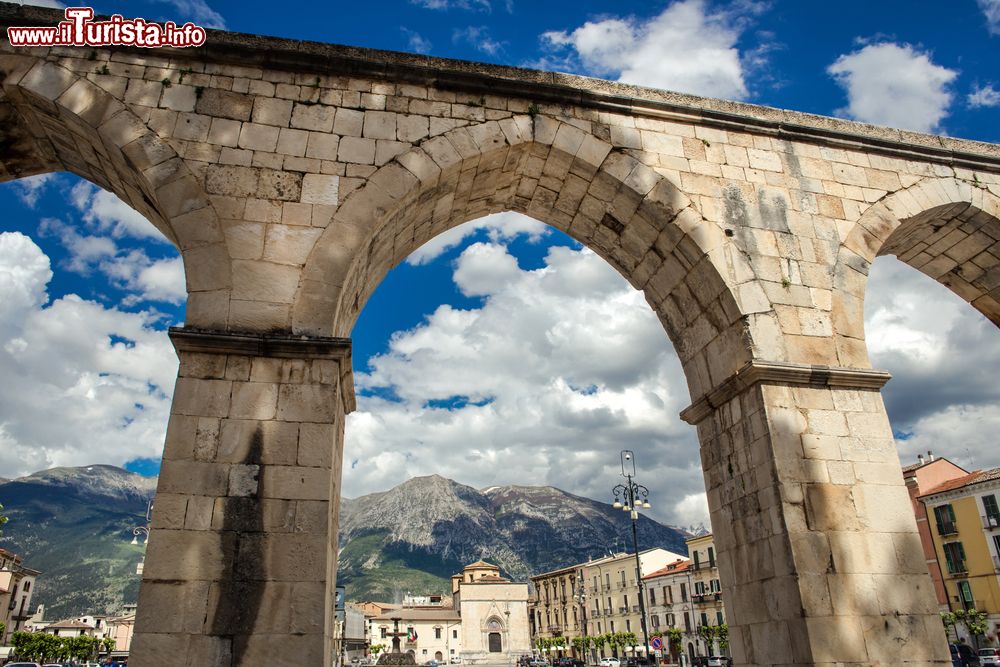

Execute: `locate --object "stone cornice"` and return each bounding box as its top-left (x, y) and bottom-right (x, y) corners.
top-left (169, 327), bottom-right (355, 413)
top-left (680, 360), bottom-right (891, 425)
top-left (169, 326), bottom-right (351, 359)
top-left (1, 4), bottom-right (998, 173)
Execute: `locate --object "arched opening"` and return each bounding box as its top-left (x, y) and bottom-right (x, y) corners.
top-left (0, 56), bottom-right (215, 625)
top-left (322, 119), bottom-right (748, 667)
top-left (836, 178), bottom-right (1000, 649)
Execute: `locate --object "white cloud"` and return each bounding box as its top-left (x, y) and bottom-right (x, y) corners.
top-left (38, 218), bottom-right (186, 305)
top-left (0, 232), bottom-right (177, 479)
top-left (10, 174), bottom-right (56, 208)
top-left (865, 256), bottom-right (1000, 472)
top-left (453, 26), bottom-right (504, 55)
top-left (401, 27), bottom-right (432, 54)
top-left (539, 0), bottom-right (750, 100)
top-left (406, 211), bottom-right (548, 265)
top-left (979, 0), bottom-right (1000, 35)
top-left (411, 0), bottom-right (491, 10)
top-left (968, 83), bottom-right (1000, 109)
top-left (347, 224), bottom-right (703, 526)
top-left (70, 182), bottom-right (167, 242)
top-left (151, 0), bottom-right (227, 29)
top-left (16, 0), bottom-right (65, 7)
top-left (828, 42), bottom-right (957, 133)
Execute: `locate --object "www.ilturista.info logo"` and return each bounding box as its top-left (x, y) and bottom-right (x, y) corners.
top-left (7, 7), bottom-right (207, 48)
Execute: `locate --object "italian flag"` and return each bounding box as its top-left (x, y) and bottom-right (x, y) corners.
top-left (408, 627), bottom-right (418, 642)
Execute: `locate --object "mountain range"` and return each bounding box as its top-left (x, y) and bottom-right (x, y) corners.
top-left (0, 466), bottom-right (691, 617)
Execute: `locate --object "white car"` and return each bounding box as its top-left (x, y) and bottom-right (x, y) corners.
top-left (599, 659), bottom-right (621, 667)
top-left (450, 658), bottom-right (462, 664)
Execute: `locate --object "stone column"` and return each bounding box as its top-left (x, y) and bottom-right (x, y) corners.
top-left (130, 327), bottom-right (353, 667)
top-left (682, 360), bottom-right (950, 667)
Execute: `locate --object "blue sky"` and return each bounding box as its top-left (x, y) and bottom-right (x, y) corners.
top-left (1, 0), bottom-right (999, 525)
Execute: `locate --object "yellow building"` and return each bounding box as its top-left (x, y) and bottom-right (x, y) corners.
top-left (920, 468), bottom-right (1000, 644)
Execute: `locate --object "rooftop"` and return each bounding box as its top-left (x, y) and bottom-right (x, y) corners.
top-left (643, 559), bottom-right (692, 580)
top-left (919, 467), bottom-right (1000, 498)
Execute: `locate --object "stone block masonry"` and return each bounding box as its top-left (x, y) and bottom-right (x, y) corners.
top-left (1, 4), bottom-right (998, 664)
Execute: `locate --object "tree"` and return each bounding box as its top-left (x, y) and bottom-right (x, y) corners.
top-left (716, 624), bottom-right (728, 652)
top-left (944, 609), bottom-right (989, 646)
top-left (370, 644), bottom-right (387, 657)
top-left (102, 636), bottom-right (116, 654)
top-left (697, 625), bottom-right (717, 653)
top-left (665, 628), bottom-right (683, 661)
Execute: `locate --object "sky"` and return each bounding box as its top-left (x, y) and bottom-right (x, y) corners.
top-left (0, 0), bottom-right (999, 528)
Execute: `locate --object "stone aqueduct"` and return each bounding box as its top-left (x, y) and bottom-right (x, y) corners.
top-left (2, 5), bottom-right (1000, 666)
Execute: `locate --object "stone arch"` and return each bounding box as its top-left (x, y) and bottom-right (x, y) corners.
top-left (293, 115), bottom-right (750, 400)
top-left (834, 176), bottom-right (1000, 367)
top-left (0, 54), bottom-right (231, 328)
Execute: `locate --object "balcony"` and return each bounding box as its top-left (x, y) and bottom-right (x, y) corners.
top-left (548, 625), bottom-right (562, 633)
top-left (984, 515), bottom-right (1000, 530)
top-left (948, 563), bottom-right (969, 576)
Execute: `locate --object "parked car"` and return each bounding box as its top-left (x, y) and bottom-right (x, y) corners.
top-left (555, 658), bottom-right (584, 667)
top-left (528, 659), bottom-right (547, 667)
top-left (5, 663), bottom-right (43, 667)
top-left (599, 658), bottom-right (620, 667)
top-left (979, 648), bottom-right (1000, 667)
top-left (706, 658), bottom-right (732, 667)
top-left (449, 657), bottom-right (462, 664)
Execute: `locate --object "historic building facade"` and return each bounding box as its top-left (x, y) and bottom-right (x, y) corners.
top-left (2, 3), bottom-right (1000, 664)
top-left (0, 546), bottom-right (39, 643)
top-left (920, 468), bottom-right (1000, 643)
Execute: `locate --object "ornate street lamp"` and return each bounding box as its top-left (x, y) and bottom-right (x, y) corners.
top-left (130, 500), bottom-right (152, 575)
top-left (611, 451), bottom-right (651, 663)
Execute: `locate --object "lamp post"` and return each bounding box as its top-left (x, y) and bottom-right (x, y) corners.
top-left (130, 500), bottom-right (152, 575)
top-left (573, 577), bottom-right (588, 664)
top-left (611, 451), bottom-right (651, 663)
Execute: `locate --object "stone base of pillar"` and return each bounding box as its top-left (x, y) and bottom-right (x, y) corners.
top-left (130, 328), bottom-right (353, 667)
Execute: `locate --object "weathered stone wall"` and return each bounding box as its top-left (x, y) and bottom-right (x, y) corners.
top-left (1, 5), bottom-right (999, 664)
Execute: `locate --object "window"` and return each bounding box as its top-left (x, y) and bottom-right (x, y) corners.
top-left (381, 628), bottom-right (387, 639)
top-left (597, 622), bottom-right (602, 633)
top-left (935, 505), bottom-right (958, 535)
top-left (594, 576), bottom-right (599, 591)
top-left (607, 598), bottom-right (612, 612)
top-left (649, 588), bottom-right (656, 605)
top-left (23, 581), bottom-right (30, 592)
top-left (610, 621), bottom-right (615, 632)
top-left (453, 630), bottom-right (458, 639)
top-left (708, 547), bottom-right (715, 568)
top-left (986, 495), bottom-right (1000, 526)
top-left (623, 594), bottom-right (629, 609)
top-left (680, 583), bottom-right (688, 602)
top-left (423, 650), bottom-right (428, 656)
top-left (666, 586), bottom-right (672, 604)
top-left (620, 570), bottom-right (626, 586)
top-left (651, 615), bottom-right (660, 628)
top-left (944, 542), bottom-right (968, 574)
top-left (958, 580), bottom-right (975, 610)
top-left (683, 613), bottom-right (690, 632)
top-left (700, 613), bottom-right (708, 627)
top-left (710, 579), bottom-right (720, 593)
top-left (694, 581), bottom-right (705, 595)
top-left (716, 611), bottom-right (724, 625)
top-left (435, 628), bottom-right (442, 639)
top-left (666, 613), bottom-right (674, 627)
top-left (625, 619), bottom-right (631, 632)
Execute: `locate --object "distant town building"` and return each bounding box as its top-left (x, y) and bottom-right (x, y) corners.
top-left (920, 465), bottom-right (1000, 642)
top-left (106, 604), bottom-right (138, 661)
top-left (643, 558), bottom-right (694, 662)
top-left (367, 561), bottom-right (530, 665)
top-left (0, 547), bottom-right (40, 643)
top-left (529, 547), bottom-right (684, 661)
top-left (903, 452), bottom-right (970, 610)
top-left (41, 618), bottom-right (98, 638)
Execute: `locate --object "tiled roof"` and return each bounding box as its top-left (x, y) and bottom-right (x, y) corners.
top-left (642, 559), bottom-right (691, 579)
top-left (46, 619), bottom-right (94, 629)
top-left (919, 467), bottom-right (1000, 497)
